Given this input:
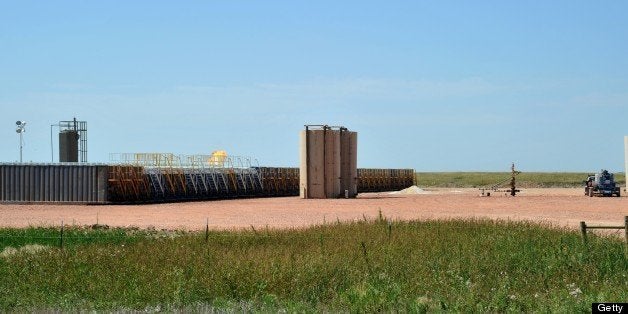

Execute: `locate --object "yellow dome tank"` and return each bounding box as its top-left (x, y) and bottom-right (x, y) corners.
top-left (209, 150), bottom-right (228, 167)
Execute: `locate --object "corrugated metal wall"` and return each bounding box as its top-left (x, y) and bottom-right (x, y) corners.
top-left (357, 168), bottom-right (416, 192)
top-left (262, 167), bottom-right (414, 197)
top-left (0, 164), bottom-right (108, 204)
top-left (0, 164), bottom-right (414, 204)
top-left (107, 165), bottom-right (264, 203)
top-left (259, 167), bottom-right (300, 196)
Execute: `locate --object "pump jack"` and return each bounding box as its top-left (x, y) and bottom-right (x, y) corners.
top-left (480, 163), bottom-right (521, 196)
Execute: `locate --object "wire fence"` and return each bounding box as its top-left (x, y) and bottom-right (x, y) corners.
top-left (2, 216), bottom-right (627, 250)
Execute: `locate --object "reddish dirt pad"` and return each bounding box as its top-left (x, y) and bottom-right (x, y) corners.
top-left (0, 188), bottom-right (626, 231)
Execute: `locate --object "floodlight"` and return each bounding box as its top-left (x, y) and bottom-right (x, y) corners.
top-left (15, 120), bottom-right (26, 162)
top-left (16, 121), bottom-right (26, 133)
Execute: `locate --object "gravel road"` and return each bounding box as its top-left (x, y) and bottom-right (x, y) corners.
top-left (0, 188), bottom-right (625, 231)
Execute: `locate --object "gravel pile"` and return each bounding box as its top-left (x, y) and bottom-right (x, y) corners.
top-left (390, 185), bottom-right (431, 195)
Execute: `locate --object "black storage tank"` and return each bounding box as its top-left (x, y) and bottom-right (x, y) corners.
top-left (59, 130), bottom-right (79, 162)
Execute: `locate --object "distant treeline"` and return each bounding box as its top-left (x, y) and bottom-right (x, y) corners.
top-left (415, 172), bottom-right (626, 188)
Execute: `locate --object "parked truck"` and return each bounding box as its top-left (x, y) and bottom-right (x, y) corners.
top-left (584, 169), bottom-right (621, 197)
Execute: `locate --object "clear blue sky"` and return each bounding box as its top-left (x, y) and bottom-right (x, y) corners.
top-left (1, 1), bottom-right (627, 171)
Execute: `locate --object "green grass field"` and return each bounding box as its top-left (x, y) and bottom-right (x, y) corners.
top-left (1, 219), bottom-right (626, 312)
top-left (0, 226), bottom-right (163, 251)
top-left (416, 172), bottom-right (626, 188)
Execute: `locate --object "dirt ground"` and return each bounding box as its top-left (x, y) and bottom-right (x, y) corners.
top-left (0, 188), bottom-right (626, 232)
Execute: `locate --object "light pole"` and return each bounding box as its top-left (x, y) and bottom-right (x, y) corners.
top-left (50, 123), bottom-right (58, 163)
top-left (16, 121), bottom-right (26, 163)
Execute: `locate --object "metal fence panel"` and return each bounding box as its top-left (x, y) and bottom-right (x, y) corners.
top-left (0, 163), bottom-right (108, 204)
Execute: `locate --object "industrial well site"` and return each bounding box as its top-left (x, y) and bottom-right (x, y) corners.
top-left (2, 3), bottom-right (627, 312)
top-left (1, 120), bottom-right (627, 312)
top-left (0, 124), bottom-right (626, 230)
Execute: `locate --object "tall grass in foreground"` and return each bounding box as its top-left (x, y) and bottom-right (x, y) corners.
top-left (0, 219), bottom-right (626, 312)
top-left (416, 172), bottom-right (626, 188)
top-left (0, 226), bottom-right (164, 251)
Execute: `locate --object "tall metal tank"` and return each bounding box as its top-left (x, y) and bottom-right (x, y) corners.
top-left (54, 118), bottom-right (87, 163)
top-left (59, 130), bottom-right (79, 162)
top-left (324, 129), bottom-right (342, 198)
top-left (300, 129), bottom-right (322, 198)
top-left (625, 136), bottom-right (628, 181)
top-left (340, 129), bottom-right (358, 198)
top-left (300, 125), bottom-right (354, 199)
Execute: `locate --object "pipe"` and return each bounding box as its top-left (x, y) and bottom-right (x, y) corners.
top-left (305, 125), bottom-right (309, 198)
top-left (323, 125), bottom-right (327, 197)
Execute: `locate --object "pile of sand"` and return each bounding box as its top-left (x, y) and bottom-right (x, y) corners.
top-left (390, 185), bottom-right (431, 195)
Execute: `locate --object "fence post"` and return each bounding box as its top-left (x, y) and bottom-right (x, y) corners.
top-left (624, 216), bottom-right (627, 246)
top-left (205, 218), bottom-right (209, 243)
top-left (60, 220), bottom-right (64, 249)
top-left (580, 221), bottom-right (587, 244)
top-left (360, 241), bottom-right (372, 275)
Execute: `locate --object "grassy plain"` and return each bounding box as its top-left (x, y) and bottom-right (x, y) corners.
top-left (0, 226), bottom-right (159, 251)
top-left (1, 219), bottom-right (626, 312)
top-left (416, 172), bottom-right (626, 188)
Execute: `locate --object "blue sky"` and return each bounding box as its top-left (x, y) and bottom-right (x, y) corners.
top-left (1, 1), bottom-right (627, 171)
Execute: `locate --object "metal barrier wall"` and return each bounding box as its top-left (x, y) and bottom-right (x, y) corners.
top-left (257, 167), bottom-right (414, 197)
top-left (0, 163), bottom-right (414, 204)
top-left (107, 165), bottom-right (150, 203)
top-left (357, 168), bottom-right (415, 192)
top-left (107, 166), bottom-right (414, 202)
top-left (0, 163), bottom-right (108, 203)
top-left (107, 154), bottom-right (264, 202)
top-left (258, 167), bottom-right (300, 196)
top-left (107, 166), bottom-right (264, 202)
